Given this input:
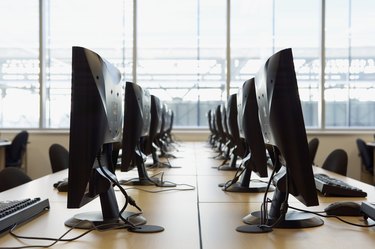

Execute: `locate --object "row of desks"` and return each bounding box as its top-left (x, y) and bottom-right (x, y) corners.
top-left (0, 142), bottom-right (374, 248)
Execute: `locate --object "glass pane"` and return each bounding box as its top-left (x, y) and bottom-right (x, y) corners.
top-left (274, 0), bottom-right (320, 128)
top-left (47, 0), bottom-right (130, 128)
top-left (325, 0), bottom-right (375, 128)
top-left (0, 0), bottom-right (39, 128)
top-left (138, 0), bottom-right (225, 127)
top-left (348, 0), bottom-right (375, 127)
top-left (231, 0), bottom-right (273, 92)
top-left (231, 0), bottom-right (319, 128)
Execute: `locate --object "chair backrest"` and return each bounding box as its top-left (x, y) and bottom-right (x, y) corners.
top-left (308, 138), bottom-right (319, 165)
top-left (0, 167), bottom-right (31, 192)
top-left (356, 138), bottom-right (373, 172)
top-left (321, 149), bottom-right (348, 176)
top-left (49, 143), bottom-right (69, 173)
top-left (5, 130), bottom-right (29, 167)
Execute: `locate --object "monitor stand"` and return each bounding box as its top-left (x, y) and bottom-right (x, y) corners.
top-left (146, 144), bottom-right (181, 168)
top-left (65, 169), bottom-right (148, 229)
top-left (219, 166), bottom-right (274, 193)
top-left (217, 154), bottom-right (240, 171)
top-left (119, 153), bottom-right (176, 187)
top-left (218, 155), bottom-right (274, 193)
top-left (238, 188), bottom-right (323, 232)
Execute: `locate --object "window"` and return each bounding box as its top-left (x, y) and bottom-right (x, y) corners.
top-left (0, 0), bottom-right (39, 128)
top-left (231, 0), bottom-right (320, 128)
top-left (231, 0), bottom-right (273, 92)
top-left (325, 0), bottom-right (375, 128)
top-left (47, 0), bottom-right (128, 128)
top-left (1, 0), bottom-right (375, 130)
top-left (138, 0), bottom-right (226, 127)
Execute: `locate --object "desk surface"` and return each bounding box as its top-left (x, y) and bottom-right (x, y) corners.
top-left (0, 142), bottom-right (374, 249)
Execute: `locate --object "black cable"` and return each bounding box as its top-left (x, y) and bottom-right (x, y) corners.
top-left (288, 205), bottom-right (375, 228)
top-left (95, 154), bottom-right (142, 227)
top-left (258, 146), bottom-right (287, 229)
top-left (222, 165), bottom-right (247, 190)
top-left (122, 184), bottom-right (195, 193)
top-left (3, 220), bottom-right (132, 249)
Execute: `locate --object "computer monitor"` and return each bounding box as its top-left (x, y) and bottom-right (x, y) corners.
top-left (214, 104), bottom-right (226, 155)
top-left (120, 81), bottom-right (151, 172)
top-left (65, 46), bottom-right (128, 228)
top-left (119, 82), bottom-right (174, 187)
top-left (221, 80), bottom-right (271, 192)
top-left (238, 48), bottom-right (323, 233)
top-left (66, 49), bottom-right (163, 233)
top-left (217, 94), bottom-right (242, 171)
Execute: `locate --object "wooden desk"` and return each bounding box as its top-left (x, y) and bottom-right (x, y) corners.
top-left (0, 139), bottom-right (11, 170)
top-left (0, 142), bottom-right (374, 248)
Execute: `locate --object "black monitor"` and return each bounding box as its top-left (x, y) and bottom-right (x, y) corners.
top-left (66, 49), bottom-right (163, 233)
top-left (120, 81), bottom-right (151, 173)
top-left (238, 48), bottom-right (323, 233)
top-left (214, 104), bottom-right (226, 155)
top-left (119, 82), bottom-right (174, 187)
top-left (66, 46), bottom-right (130, 228)
top-left (217, 94), bottom-right (242, 171)
top-left (221, 80), bottom-right (271, 192)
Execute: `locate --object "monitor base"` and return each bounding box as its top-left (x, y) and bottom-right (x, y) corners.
top-left (217, 164), bottom-right (238, 171)
top-left (220, 181), bottom-right (274, 193)
top-left (64, 211), bottom-right (147, 229)
top-left (128, 224), bottom-right (165, 233)
top-left (147, 162), bottom-right (182, 169)
top-left (119, 177), bottom-right (176, 187)
top-left (242, 210), bottom-right (324, 229)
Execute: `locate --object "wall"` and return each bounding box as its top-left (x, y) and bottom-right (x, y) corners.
top-left (1, 131), bottom-right (69, 179)
top-left (1, 130), bottom-right (374, 184)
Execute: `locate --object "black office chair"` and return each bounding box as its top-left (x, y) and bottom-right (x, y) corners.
top-left (0, 167), bottom-right (32, 192)
top-left (356, 138), bottom-right (373, 174)
top-left (5, 130), bottom-right (29, 168)
top-left (308, 137), bottom-right (319, 165)
top-left (321, 149), bottom-right (348, 176)
top-left (49, 143), bottom-right (69, 173)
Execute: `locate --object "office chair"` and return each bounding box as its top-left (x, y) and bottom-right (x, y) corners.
top-left (49, 143), bottom-right (69, 173)
top-left (321, 149), bottom-right (348, 176)
top-left (356, 138), bottom-right (373, 173)
top-left (0, 167), bottom-right (32, 192)
top-left (5, 130), bottom-right (29, 168)
top-left (308, 137), bottom-right (319, 165)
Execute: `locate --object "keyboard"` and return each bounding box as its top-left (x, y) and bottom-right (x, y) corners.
top-left (314, 173), bottom-right (367, 197)
top-left (0, 198), bottom-right (50, 233)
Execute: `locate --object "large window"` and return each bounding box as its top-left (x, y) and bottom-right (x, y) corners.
top-left (231, 0), bottom-right (320, 128)
top-left (138, 0), bottom-right (225, 127)
top-left (47, 0), bottom-right (128, 128)
top-left (1, 0), bottom-right (375, 129)
top-left (0, 0), bottom-right (39, 128)
top-left (325, 0), bottom-right (375, 128)
top-left (230, 0), bottom-right (273, 92)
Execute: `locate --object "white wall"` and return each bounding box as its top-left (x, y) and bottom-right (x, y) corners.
top-left (1, 130), bottom-right (374, 185)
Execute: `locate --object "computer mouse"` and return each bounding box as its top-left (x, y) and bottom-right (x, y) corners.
top-left (324, 201), bottom-right (362, 216)
top-left (56, 180), bottom-right (69, 192)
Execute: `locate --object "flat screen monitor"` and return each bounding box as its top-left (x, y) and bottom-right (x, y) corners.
top-left (120, 81), bottom-right (150, 172)
top-left (214, 104), bottom-right (226, 153)
top-left (217, 94), bottom-right (243, 171)
top-left (238, 48), bottom-right (323, 233)
top-left (66, 46), bottom-right (125, 228)
top-left (66, 49), bottom-right (163, 233)
top-left (119, 82), bottom-right (174, 187)
top-left (221, 80), bottom-right (271, 193)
